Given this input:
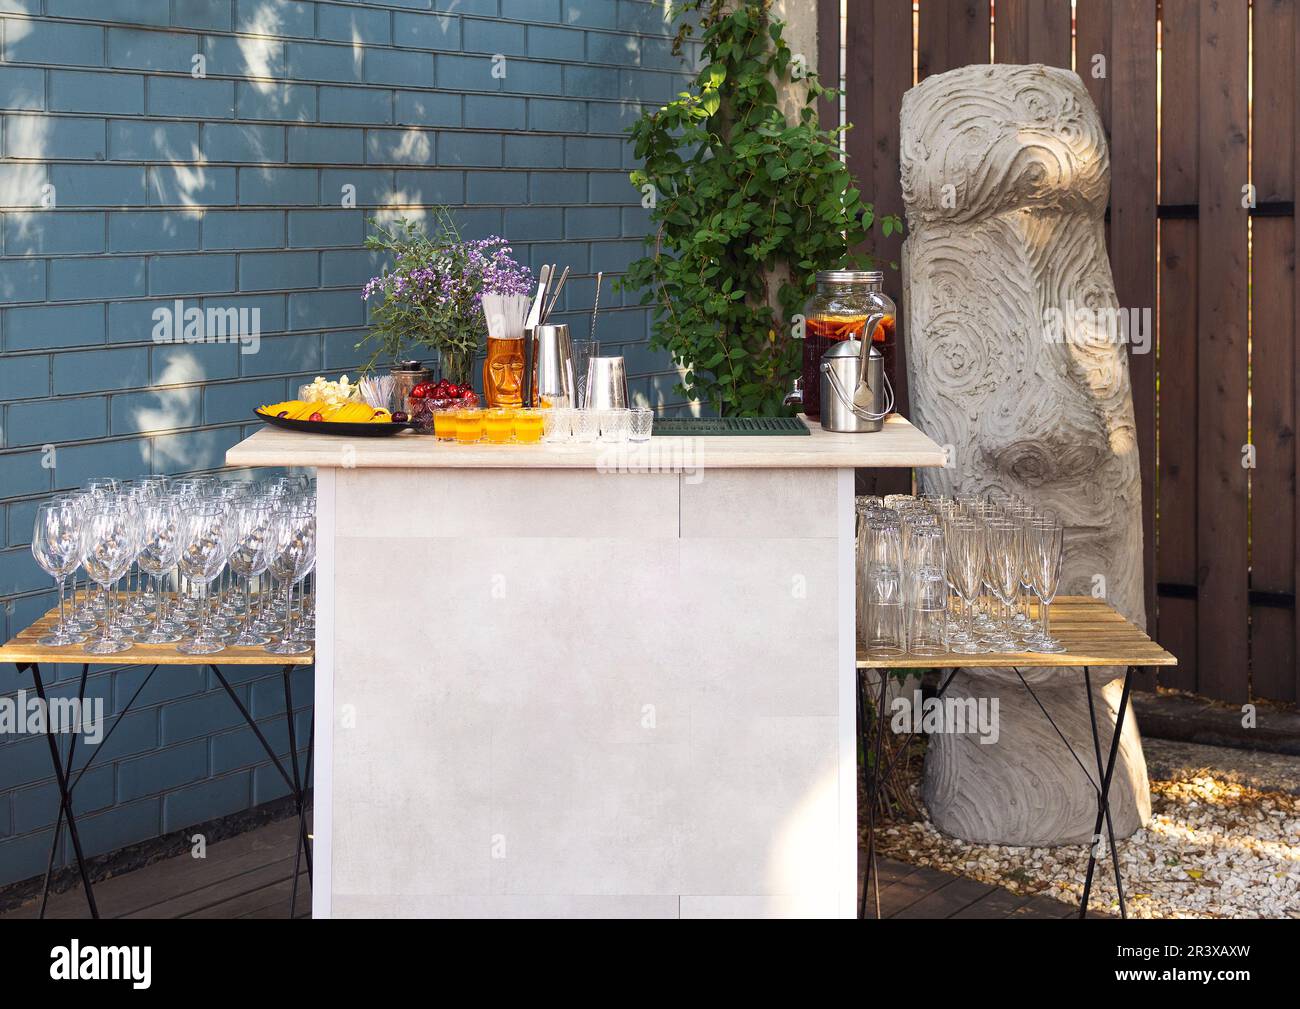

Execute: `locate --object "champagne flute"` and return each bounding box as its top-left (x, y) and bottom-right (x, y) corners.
top-left (945, 516), bottom-right (985, 654)
top-left (983, 519), bottom-right (1021, 651)
top-left (1027, 516), bottom-right (1067, 653)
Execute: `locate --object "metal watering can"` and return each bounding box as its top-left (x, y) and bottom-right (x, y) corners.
top-left (818, 312), bottom-right (894, 433)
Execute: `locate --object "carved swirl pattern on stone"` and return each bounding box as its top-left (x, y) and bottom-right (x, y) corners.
top-left (922, 677), bottom-right (1150, 846)
top-left (900, 64), bottom-right (1150, 845)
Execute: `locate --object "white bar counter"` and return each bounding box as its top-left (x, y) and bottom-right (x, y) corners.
top-left (227, 415), bottom-right (944, 919)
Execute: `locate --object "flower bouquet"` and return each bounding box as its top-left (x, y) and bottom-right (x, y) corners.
top-left (358, 209), bottom-right (533, 388)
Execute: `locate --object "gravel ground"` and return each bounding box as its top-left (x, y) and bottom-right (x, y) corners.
top-left (872, 738), bottom-right (1300, 919)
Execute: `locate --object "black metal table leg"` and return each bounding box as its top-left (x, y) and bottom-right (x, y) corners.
top-left (281, 665), bottom-right (312, 915)
top-left (859, 668), bottom-right (891, 919)
top-left (36, 662), bottom-right (89, 917)
top-left (1079, 665), bottom-right (1133, 919)
top-left (301, 713), bottom-right (314, 885)
top-left (208, 664), bottom-right (296, 792)
top-left (209, 663), bottom-right (313, 916)
top-left (21, 662), bottom-right (99, 919)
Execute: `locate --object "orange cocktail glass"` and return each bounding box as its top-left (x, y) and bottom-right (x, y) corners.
top-left (455, 408), bottom-right (484, 443)
top-left (484, 408), bottom-right (514, 444)
top-left (433, 407), bottom-right (459, 441)
top-left (513, 409), bottom-right (544, 444)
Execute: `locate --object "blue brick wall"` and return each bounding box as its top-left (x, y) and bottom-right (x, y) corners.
top-left (0, 0), bottom-right (696, 888)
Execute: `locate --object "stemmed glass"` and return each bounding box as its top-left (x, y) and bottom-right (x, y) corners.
top-left (983, 519), bottom-right (1022, 651)
top-left (77, 477), bottom-right (120, 619)
top-left (945, 516), bottom-right (985, 654)
top-left (128, 477), bottom-right (170, 619)
top-left (30, 498), bottom-right (88, 646)
top-left (80, 494), bottom-right (139, 655)
top-left (55, 493), bottom-right (98, 634)
top-left (135, 496), bottom-right (184, 645)
top-left (176, 502), bottom-right (230, 655)
top-left (225, 498), bottom-right (277, 647)
top-left (1027, 516), bottom-right (1066, 653)
top-left (1009, 504), bottom-right (1038, 630)
top-left (215, 483), bottom-right (251, 621)
top-left (265, 507), bottom-right (316, 656)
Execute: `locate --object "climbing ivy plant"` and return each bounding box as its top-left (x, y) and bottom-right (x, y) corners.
top-left (620, 0), bottom-right (901, 416)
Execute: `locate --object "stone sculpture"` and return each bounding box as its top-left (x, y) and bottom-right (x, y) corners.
top-left (899, 63), bottom-right (1150, 844)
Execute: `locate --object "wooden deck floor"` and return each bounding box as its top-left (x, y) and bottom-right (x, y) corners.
top-left (1, 815), bottom-right (1088, 919)
top-left (0, 817), bottom-right (311, 920)
top-left (861, 858), bottom-right (1090, 918)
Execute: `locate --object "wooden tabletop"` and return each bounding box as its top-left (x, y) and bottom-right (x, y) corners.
top-left (857, 596), bottom-right (1176, 669)
top-left (225, 414), bottom-right (948, 470)
top-left (0, 604), bottom-right (314, 667)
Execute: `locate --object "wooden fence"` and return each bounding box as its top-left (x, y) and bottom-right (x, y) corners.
top-left (824, 0), bottom-right (1299, 704)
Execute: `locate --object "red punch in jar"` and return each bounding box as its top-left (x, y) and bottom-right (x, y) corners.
top-left (798, 270), bottom-right (896, 422)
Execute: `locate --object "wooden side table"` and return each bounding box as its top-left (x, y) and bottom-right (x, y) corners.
top-left (857, 596), bottom-right (1177, 920)
top-left (0, 604), bottom-right (314, 919)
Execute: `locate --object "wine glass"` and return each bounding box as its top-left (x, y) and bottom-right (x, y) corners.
top-left (176, 502), bottom-right (230, 655)
top-left (30, 498), bottom-right (88, 646)
top-left (79, 478), bottom-right (120, 617)
top-left (265, 507), bottom-right (315, 656)
top-left (1027, 516), bottom-right (1067, 653)
top-left (79, 494), bottom-right (139, 655)
top-left (225, 498), bottom-right (277, 647)
top-left (54, 493), bottom-right (98, 634)
top-left (215, 482), bottom-right (252, 621)
top-left (129, 477), bottom-right (171, 617)
top-left (135, 496), bottom-right (184, 645)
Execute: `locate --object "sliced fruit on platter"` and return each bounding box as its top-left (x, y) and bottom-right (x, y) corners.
top-left (258, 399), bottom-right (393, 423)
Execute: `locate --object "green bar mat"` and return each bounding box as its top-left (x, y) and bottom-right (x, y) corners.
top-left (651, 416), bottom-right (810, 436)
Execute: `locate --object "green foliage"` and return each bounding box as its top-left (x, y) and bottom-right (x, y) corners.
top-left (619, 0), bottom-right (902, 416)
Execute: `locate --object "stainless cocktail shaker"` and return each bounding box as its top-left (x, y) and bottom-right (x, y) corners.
top-left (528, 323), bottom-right (575, 407)
top-left (583, 356), bottom-right (629, 410)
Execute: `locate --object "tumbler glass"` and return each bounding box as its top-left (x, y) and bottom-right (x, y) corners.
top-left (483, 408), bottom-right (514, 444)
top-left (861, 513), bottom-right (905, 657)
top-left (573, 409), bottom-right (599, 444)
top-left (629, 407), bottom-right (654, 442)
top-left (513, 408), bottom-right (545, 444)
top-left (455, 408), bottom-right (485, 443)
top-left (598, 408), bottom-right (630, 443)
top-left (544, 407), bottom-right (574, 443)
top-left (905, 524), bottom-right (947, 656)
top-left (433, 405), bottom-right (459, 441)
